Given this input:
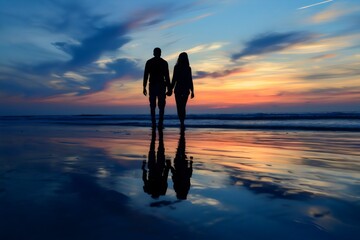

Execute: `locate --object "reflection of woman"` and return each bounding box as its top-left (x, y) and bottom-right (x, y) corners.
top-left (170, 131), bottom-right (193, 200)
top-left (170, 52), bottom-right (194, 129)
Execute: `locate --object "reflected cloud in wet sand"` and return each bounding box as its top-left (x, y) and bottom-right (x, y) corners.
top-left (189, 130), bottom-right (360, 200)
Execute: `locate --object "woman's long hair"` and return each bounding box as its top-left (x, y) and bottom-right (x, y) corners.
top-left (176, 52), bottom-right (190, 67)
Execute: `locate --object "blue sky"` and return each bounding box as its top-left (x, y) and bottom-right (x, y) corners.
top-left (1, 0), bottom-right (360, 115)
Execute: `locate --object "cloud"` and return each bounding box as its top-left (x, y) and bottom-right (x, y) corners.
top-left (231, 175), bottom-right (314, 201)
top-left (1, 25), bottom-right (138, 97)
top-left (309, 3), bottom-right (360, 36)
top-left (311, 8), bottom-right (349, 23)
top-left (300, 64), bottom-right (360, 80)
top-left (52, 23), bottom-right (130, 69)
top-left (310, 53), bottom-right (336, 60)
top-left (308, 4), bottom-right (360, 38)
top-left (159, 13), bottom-right (213, 30)
top-left (5, 57), bottom-right (143, 97)
top-left (36, 1), bottom-right (106, 36)
top-left (307, 87), bottom-right (360, 96)
top-left (0, 2), bottom-right (172, 99)
top-left (194, 67), bottom-right (248, 79)
top-left (231, 31), bottom-right (315, 61)
top-left (166, 42), bottom-right (226, 61)
top-left (105, 58), bottom-right (142, 78)
top-left (276, 86), bottom-right (360, 102)
top-left (0, 69), bottom-right (68, 98)
top-left (343, 13), bottom-right (360, 34)
top-left (0, 0), bottom-right (231, 104)
top-left (75, 58), bottom-right (142, 95)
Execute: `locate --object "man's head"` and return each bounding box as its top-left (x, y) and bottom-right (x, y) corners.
top-left (153, 47), bottom-right (161, 58)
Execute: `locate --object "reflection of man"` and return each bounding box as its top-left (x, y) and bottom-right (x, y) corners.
top-left (143, 47), bottom-right (171, 129)
top-left (142, 129), bottom-right (170, 199)
top-left (170, 130), bottom-right (193, 200)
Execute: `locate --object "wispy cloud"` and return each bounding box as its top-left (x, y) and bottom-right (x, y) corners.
top-left (194, 67), bottom-right (248, 79)
top-left (0, 2), bottom-right (179, 98)
top-left (300, 63), bottom-right (360, 80)
top-left (166, 42), bottom-right (226, 61)
top-left (298, 0), bottom-right (333, 10)
top-left (231, 31), bottom-right (315, 61)
top-left (1, 0), bottom-right (218, 101)
top-left (52, 23), bottom-right (130, 70)
top-left (311, 53), bottom-right (336, 61)
top-left (341, 13), bottom-right (360, 35)
top-left (311, 8), bottom-right (347, 23)
top-left (276, 86), bottom-right (360, 103)
top-left (159, 13), bottom-right (213, 30)
top-left (306, 87), bottom-right (360, 96)
top-left (310, 53), bottom-right (336, 60)
top-left (308, 1), bottom-right (360, 25)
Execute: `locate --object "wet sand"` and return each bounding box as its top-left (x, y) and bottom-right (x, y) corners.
top-left (1, 123), bottom-right (360, 239)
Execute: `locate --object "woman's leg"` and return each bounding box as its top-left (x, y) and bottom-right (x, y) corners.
top-left (175, 94), bottom-right (182, 123)
top-left (182, 94), bottom-right (189, 124)
top-left (175, 94), bottom-right (189, 125)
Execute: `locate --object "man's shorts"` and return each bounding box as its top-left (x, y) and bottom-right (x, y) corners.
top-left (149, 86), bottom-right (166, 108)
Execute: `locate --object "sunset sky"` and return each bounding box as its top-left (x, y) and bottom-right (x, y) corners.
top-left (1, 0), bottom-right (360, 115)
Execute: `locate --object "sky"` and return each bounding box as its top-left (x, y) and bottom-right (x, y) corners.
top-left (1, 0), bottom-right (360, 115)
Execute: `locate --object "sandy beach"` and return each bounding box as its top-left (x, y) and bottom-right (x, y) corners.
top-left (1, 122), bottom-right (360, 239)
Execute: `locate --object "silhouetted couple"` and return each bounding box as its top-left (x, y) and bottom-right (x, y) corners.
top-left (143, 48), bottom-right (194, 129)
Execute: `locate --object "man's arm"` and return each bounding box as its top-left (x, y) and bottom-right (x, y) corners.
top-left (170, 66), bottom-right (177, 89)
top-left (143, 61), bottom-right (149, 96)
top-left (164, 62), bottom-right (171, 91)
top-left (164, 61), bottom-right (172, 96)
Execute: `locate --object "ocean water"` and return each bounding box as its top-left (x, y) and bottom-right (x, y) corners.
top-left (1, 112), bottom-right (360, 131)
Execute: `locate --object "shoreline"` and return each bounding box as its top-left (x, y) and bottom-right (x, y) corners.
top-left (1, 112), bottom-right (360, 132)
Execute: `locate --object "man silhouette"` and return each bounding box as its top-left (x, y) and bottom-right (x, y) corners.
top-left (143, 47), bottom-right (171, 129)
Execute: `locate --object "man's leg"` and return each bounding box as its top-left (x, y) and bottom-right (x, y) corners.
top-left (149, 94), bottom-right (156, 128)
top-left (158, 92), bottom-right (166, 128)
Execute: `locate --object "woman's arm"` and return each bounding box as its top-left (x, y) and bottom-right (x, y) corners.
top-left (189, 67), bottom-right (194, 98)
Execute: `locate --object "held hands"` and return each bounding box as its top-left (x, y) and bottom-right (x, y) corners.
top-left (166, 90), bottom-right (173, 96)
top-left (166, 86), bottom-right (173, 96)
top-left (144, 87), bottom-right (193, 98)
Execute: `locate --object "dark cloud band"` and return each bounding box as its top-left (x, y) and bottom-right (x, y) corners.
top-left (231, 31), bottom-right (314, 61)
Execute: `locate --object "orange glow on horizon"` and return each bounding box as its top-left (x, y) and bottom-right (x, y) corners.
top-left (28, 65), bottom-right (360, 111)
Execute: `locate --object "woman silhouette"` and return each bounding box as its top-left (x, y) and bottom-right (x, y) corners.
top-left (170, 52), bottom-right (195, 129)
